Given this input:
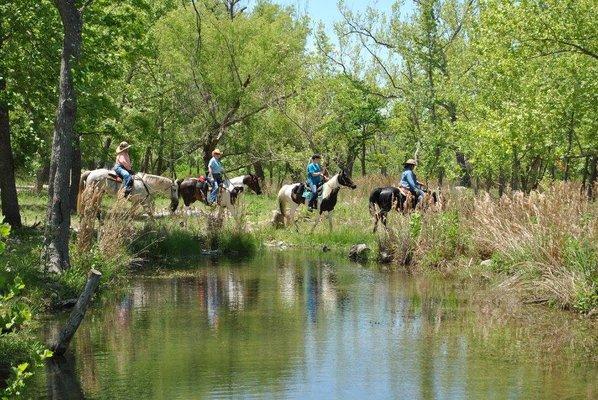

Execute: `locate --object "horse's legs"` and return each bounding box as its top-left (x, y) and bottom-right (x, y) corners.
top-left (373, 213), bottom-right (379, 233)
top-left (327, 211), bottom-right (333, 233)
top-left (310, 212), bottom-right (323, 234)
top-left (288, 203), bottom-right (299, 232)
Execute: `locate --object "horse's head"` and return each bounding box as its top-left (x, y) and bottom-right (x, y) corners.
top-left (170, 180), bottom-right (181, 213)
top-left (337, 170), bottom-right (357, 189)
top-left (243, 174), bottom-right (263, 195)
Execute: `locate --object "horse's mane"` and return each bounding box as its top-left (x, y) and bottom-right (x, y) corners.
top-left (137, 173), bottom-right (174, 190)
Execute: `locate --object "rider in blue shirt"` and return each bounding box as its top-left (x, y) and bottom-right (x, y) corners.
top-left (208, 149), bottom-right (224, 205)
top-left (400, 159), bottom-right (425, 205)
top-left (306, 154), bottom-right (325, 210)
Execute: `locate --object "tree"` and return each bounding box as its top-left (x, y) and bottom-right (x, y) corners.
top-left (154, 0), bottom-right (307, 167)
top-left (43, 0), bottom-right (88, 273)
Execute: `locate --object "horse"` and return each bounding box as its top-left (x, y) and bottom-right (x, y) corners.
top-left (277, 170), bottom-right (357, 232)
top-left (175, 174), bottom-right (262, 216)
top-left (77, 169), bottom-right (179, 216)
top-left (369, 186), bottom-right (440, 232)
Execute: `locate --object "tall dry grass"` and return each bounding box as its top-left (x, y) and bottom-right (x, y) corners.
top-left (468, 183), bottom-right (597, 313)
top-left (380, 182), bottom-right (596, 314)
top-left (98, 197), bottom-right (142, 258)
top-left (76, 184), bottom-right (104, 253)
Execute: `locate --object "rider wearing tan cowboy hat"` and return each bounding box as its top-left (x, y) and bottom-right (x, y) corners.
top-left (114, 141), bottom-right (134, 197)
top-left (400, 158), bottom-right (425, 206)
top-left (208, 148), bottom-right (224, 205)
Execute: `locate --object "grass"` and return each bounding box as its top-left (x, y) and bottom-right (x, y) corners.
top-left (380, 183), bottom-right (597, 314)
top-left (4, 179), bottom-right (598, 316)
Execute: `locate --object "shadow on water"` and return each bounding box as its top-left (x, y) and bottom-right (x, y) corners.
top-left (31, 251), bottom-right (597, 399)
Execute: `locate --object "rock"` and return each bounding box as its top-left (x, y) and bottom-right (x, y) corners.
top-left (322, 245), bottom-right (331, 252)
top-left (480, 259), bottom-right (493, 268)
top-left (378, 251), bottom-right (393, 264)
top-left (129, 258), bottom-right (149, 269)
top-left (349, 244), bottom-right (370, 262)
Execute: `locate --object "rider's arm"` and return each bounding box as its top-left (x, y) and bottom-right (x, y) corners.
top-left (405, 171), bottom-right (423, 195)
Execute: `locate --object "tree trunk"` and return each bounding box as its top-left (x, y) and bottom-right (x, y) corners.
top-left (69, 137), bottom-right (81, 213)
top-left (455, 152), bottom-right (472, 187)
top-left (498, 166), bottom-right (506, 197)
top-left (51, 269), bottom-right (101, 356)
top-left (360, 141), bottom-right (366, 176)
top-left (99, 136), bottom-right (111, 169)
top-left (510, 147), bottom-right (520, 191)
top-left (0, 76), bottom-right (22, 228)
top-left (141, 146), bottom-right (151, 173)
top-left (588, 155), bottom-right (597, 200)
top-left (43, 0), bottom-right (83, 273)
top-left (253, 161), bottom-right (265, 181)
top-left (36, 162), bottom-right (51, 193)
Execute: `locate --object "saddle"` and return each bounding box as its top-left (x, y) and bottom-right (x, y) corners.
top-left (398, 186), bottom-right (412, 198)
top-left (108, 171), bottom-right (122, 183)
top-left (302, 181), bottom-right (324, 199)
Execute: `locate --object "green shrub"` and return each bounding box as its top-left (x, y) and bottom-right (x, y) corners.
top-left (217, 230), bottom-right (258, 258)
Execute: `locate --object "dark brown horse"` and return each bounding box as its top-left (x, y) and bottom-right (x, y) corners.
top-left (369, 186), bottom-right (439, 232)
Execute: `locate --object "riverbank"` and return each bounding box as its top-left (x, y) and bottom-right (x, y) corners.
top-left (5, 178), bottom-right (598, 315)
top-left (1, 179), bottom-right (597, 394)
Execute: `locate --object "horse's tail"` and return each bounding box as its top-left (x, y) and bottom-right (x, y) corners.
top-left (76, 170), bottom-right (91, 214)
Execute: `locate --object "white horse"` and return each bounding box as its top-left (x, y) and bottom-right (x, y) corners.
top-left (77, 169), bottom-right (179, 216)
top-left (277, 170), bottom-right (357, 232)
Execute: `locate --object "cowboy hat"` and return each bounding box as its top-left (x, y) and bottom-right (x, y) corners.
top-left (116, 141), bottom-right (131, 154)
top-left (404, 158), bottom-right (418, 166)
top-left (212, 148), bottom-right (222, 156)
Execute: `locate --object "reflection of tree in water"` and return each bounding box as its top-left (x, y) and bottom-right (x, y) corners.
top-left (37, 256), bottom-right (595, 399)
top-left (45, 354), bottom-right (85, 400)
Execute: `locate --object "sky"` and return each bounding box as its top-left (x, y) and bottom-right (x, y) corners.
top-left (248, 1), bottom-right (406, 36)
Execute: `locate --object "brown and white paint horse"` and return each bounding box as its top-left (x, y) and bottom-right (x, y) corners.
top-left (175, 174), bottom-right (262, 217)
top-left (277, 170), bottom-right (357, 232)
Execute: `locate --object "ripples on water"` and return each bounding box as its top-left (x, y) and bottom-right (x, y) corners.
top-left (34, 252), bottom-right (597, 399)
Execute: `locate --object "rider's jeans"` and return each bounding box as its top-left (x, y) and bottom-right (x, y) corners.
top-left (209, 173), bottom-right (223, 203)
top-left (114, 165), bottom-right (133, 190)
top-left (309, 182), bottom-right (318, 204)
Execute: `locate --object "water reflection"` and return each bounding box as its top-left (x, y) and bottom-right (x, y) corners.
top-left (34, 252), bottom-right (597, 399)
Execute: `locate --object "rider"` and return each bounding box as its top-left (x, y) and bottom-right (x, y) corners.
top-left (208, 148), bottom-right (224, 205)
top-left (306, 154), bottom-right (326, 211)
top-left (114, 141), bottom-right (134, 197)
top-left (400, 159), bottom-right (425, 206)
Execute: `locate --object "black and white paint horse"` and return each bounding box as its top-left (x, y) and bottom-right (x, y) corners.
top-left (277, 170), bottom-right (357, 232)
top-left (369, 186), bottom-right (439, 232)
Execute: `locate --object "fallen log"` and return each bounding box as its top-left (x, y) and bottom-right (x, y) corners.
top-left (50, 269), bottom-right (101, 357)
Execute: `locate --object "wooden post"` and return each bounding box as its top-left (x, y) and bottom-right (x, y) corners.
top-left (51, 269), bottom-right (101, 357)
